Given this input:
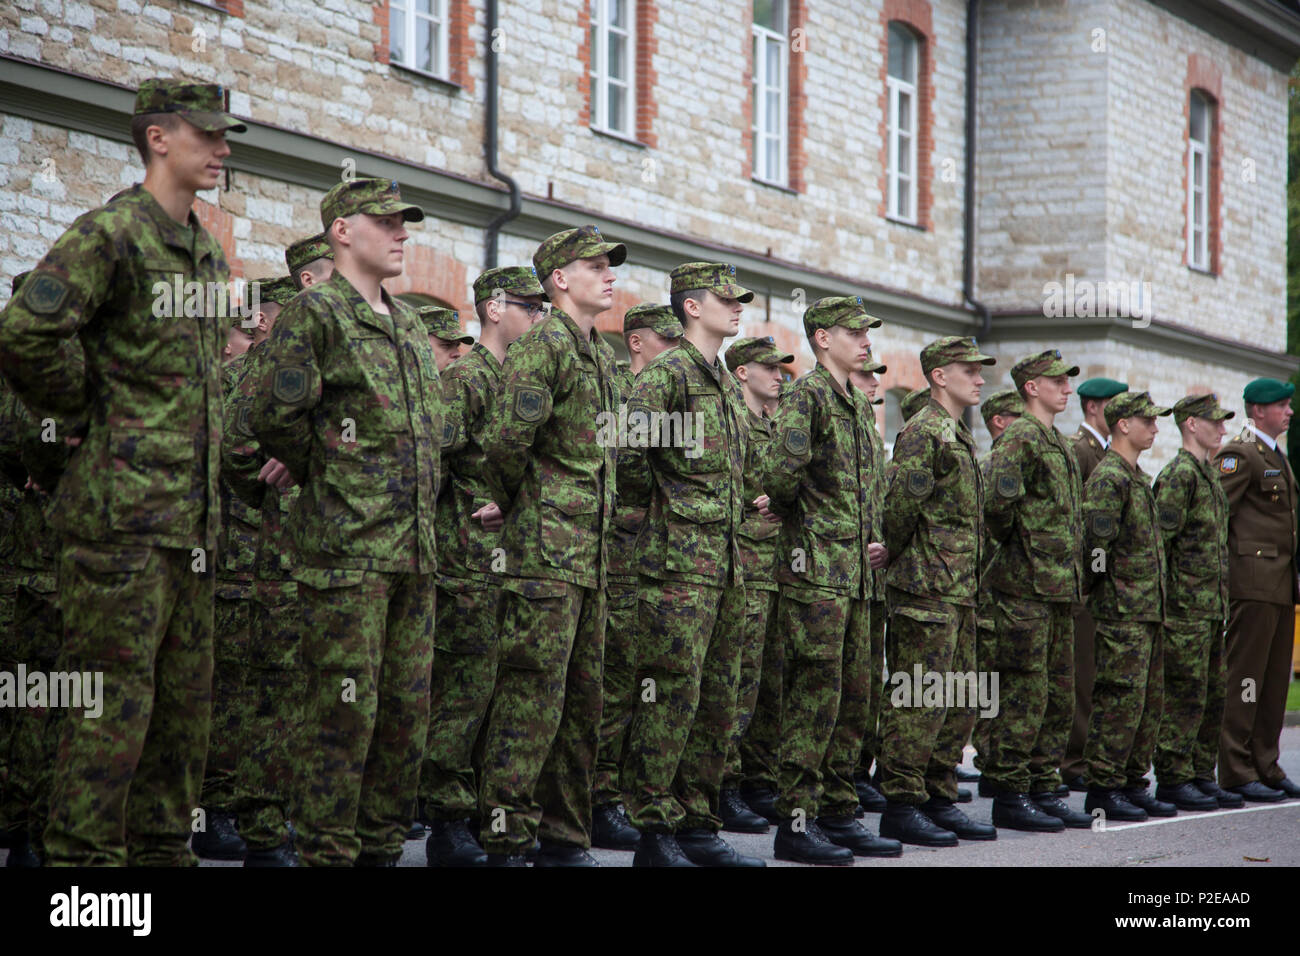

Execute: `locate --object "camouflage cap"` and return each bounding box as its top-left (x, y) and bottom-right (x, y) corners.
top-left (1010, 348), bottom-right (1080, 388)
top-left (533, 225), bottom-right (627, 279)
top-left (980, 388), bottom-right (1026, 427)
top-left (1173, 392), bottom-right (1235, 424)
top-left (285, 233), bottom-right (334, 274)
top-left (418, 306), bottom-right (474, 344)
top-left (863, 350), bottom-right (887, 375)
top-left (920, 336), bottom-right (996, 375)
top-left (900, 386), bottom-right (931, 421)
top-left (11, 271), bottom-right (30, 296)
top-left (803, 296), bottom-right (883, 338)
top-left (725, 335), bottom-right (794, 372)
top-left (624, 303), bottom-right (683, 339)
top-left (1103, 390), bottom-right (1173, 427)
top-left (473, 265), bottom-right (547, 305)
top-left (1243, 377), bottom-right (1296, 406)
top-left (320, 178), bottom-right (424, 229)
top-left (133, 78), bottom-right (247, 132)
top-left (1077, 377), bottom-right (1128, 400)
top-left (669, 262), bottom-right (754, 303)
top-left (254, 275), bottom-right (298, 307)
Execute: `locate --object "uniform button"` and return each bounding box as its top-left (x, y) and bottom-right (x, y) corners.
top-left (1257, 550), bottom-right (1263, 556)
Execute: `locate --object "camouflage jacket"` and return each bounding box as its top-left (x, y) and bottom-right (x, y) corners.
top-left (481, 307), bottom-right (617, 589)
top-left (0, 377), bottom-right (68, 587)
top-left (884, 399), bottom-right (983, 607)
top-left (984, 413), bottom-right (1084, 603)
top-left (737, 403), bottom-right (779, 592)
top-left (763, 364), bottom-right (877, 599)
top-left (245, 270), bottom-right (441, 575)
top-left (1083, 450), bottom-right (1166, 622)
top-left (0, 184), bottom-right (227, 551)
top-left (630, 338), bottom-right (746, 588)
top-left (218, 352), bottom-right (259, 594)
top-left (1154, 448), bottom-right (1229, 620)
top-left (608, 364), bottom-right (652, 585)
top-left (867, 412), bottom-right (887, 603)
top-left (976, 448), bottom-right (998, 629)
top-left (436, 343), bottom-right (503, 590)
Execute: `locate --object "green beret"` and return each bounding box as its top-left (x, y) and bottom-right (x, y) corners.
top-left (321, 178), bottom-right (424, 230)
top-left (1104, 390), bottom-right (1172, 427)
top-left (285, 233), bottom-right (333, 274)
top-left (981, 388), bottom-right (1026, 427)
top-left (803, 296), bottom-right (882, 338)
top-left (900, 386), bottom-right (930, 421)
top-left (920, 336), bottom-right (995, 375)
top-left (418, 307), bottom-right (473, 344)
top-left (1243, 378), bottom-right (1296, 406)
top-left (1172, 392), bottom-right (1234, 424)
top-left (1076, 377), bottom-right (1128, 400)
top-left (474, 265), bottom-right (547, 305)
top-left (133, 78), bottom-right (247, 132)
top-left (623, 303), bottom-right (683, 339)
top-left (1010, 349), bottom-right (1079, 388)
top-left (725, 335), bottom-right (793, 372)
top-left (669, 262), bottom-right (754, 303)
top-left (533, 225), bottom-right (627, 279)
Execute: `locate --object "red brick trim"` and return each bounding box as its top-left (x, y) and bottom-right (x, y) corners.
top-left (387, 244), bottom-right (471, 315)
top-left (578, 3), bottom-right (592, 127)
top-left (741, 3), bottom-right (754, 181)
top-left (213, 0), bottom-right (244, 17)
top-left (635, 1), bottom-right (659, 148)
top-left (373, 2), bottom-right (391, 66)
top-left (1183, 53), bottom-right (1222, 275)
top-left (877, 0), bottom-right (934, 230)
top-left (449, 0), bottom-right (475, 93)
top-left (194, 198), bottom-right (244, 280)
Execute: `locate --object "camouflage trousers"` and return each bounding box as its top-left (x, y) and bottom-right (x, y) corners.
top-left (772, 588), bottom-right (868, 820)
top-left (45, 539), bottom-right (214, 867)
top-left (971, 613), bottom-right (994, 773)
top-left (623, 578), bottom-right (744, 833)
top-left (479, 579), bottom-right (605, 854)
top-left (739, 591), bottom-right (784, 794)
top-left (0, 580), bottom-right (63, 854)
top-left (592, 579), bottom-right (638, 808)
top-left (230, 581), bottom-right (305, 852)
top-left (983, 594), bottom-right (1074, 795)
top-left (1062, 604), bottom-right (1096, 779)
top-left (1084, 619), bottom-right (1163, 791)
top-left (854, 598), bottom-right (887, 777)
top-left (419, 582), bottom-right (500, 820)
top-left (877, 591), bottom-right (976, 805)
top-left (724, 585), bottom-right (777, 790)
top-left (294, 568), bottom-right (435, 867)
top-left (1154, 617), bottom-right (1225, 785)
top-left (200, 587), bottom-right (252, 812)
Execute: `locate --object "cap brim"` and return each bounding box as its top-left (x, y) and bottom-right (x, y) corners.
top-left (184, 111), bottom-right (248, 133)
top-left (842, 314), bottom-right (884, 330)
top-left (711, 283), bottom-right (755, 304)
top-left (433, 332), bottom-right (475, 344)
top-left (1213, 409), bottom-right (1235, 420)
top-left (1043, 360), bottom-right (1080, 377)
top-left (593, 242), bottom-right (627, 267)
top-left (756, 349), bottom-right (795, 365)
top-left (1152, 406), bottom-right (1173, 417)
top-left (865, 362), bottom-right (887, 374)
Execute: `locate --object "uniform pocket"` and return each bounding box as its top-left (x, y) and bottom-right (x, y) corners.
top-left (539, 490), bottom-right (599, 571)
top-left (665, 494), bottom-right (728, 577)
top-left (107, 428), bottom-right (200, 536)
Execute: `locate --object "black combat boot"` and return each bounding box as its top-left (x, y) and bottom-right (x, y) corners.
top-left (1155, 781), bottom-right (1217, 812)
top-left (4, 835), bottom-right (41, 867)
top-left (772, 819), bottom-right (854, 866)
top-left (741, 787), bottom-right (782, 825)
top-left (591, 802), bottom-right (641, 849)
top-left (1083, 788), bottom-right (1146, 822)
top-left (919, 796), bottom-right (997, 841)
top-left (955, 787), bottom-right (973, 803)
top-left (485, 852), bottom-right (529, 866)
top-left (720, 789), bottom-right (770, 833)
top-left (991, 792), bottom-right (1065, 832)
top-left (677, 828), bottom-right (765, 867)
top-left (816, 815), bottom-right (902, 857)
top-left (1030, 792), bottom-right (1093, 829)
top-left (1122, 786), bottom-right (1177, 818)
top-left (1193, 778), bottom-right (1243, 809)
top-left (533, 843), bottom-right (600, 867)
top-left (633, 831), bottom-right (697, 867)
top-left (244, 841), bottom-right (300, 867)
top-left (853, 775), bottom-right (888, 813)
top-left (191, 809), bottom-right (247, 861)
top-left (879, 801), bottom-right (959, 847)
top-left (425, 818), bottom-right (488, 866)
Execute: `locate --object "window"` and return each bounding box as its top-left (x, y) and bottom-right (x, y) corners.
top-left (390, 0), bottom-right (449, 79)
top-left (883, 386), bottom-right (908, 456)
top-left (886, 23), bottom-right (918, 223)
top-left (590, 0), bottom-right (635, 137)
top-left (1187, 90), bottom-right (1212, 272)
top-left (752, 0), bottom-right (788, 186)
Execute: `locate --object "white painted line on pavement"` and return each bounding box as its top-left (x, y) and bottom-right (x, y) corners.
top-left (1104, 800), bottom-right (1300, 832)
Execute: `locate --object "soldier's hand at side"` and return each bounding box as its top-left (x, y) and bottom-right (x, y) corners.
top-left (756, 495), bottom-right (778, 521)
top-left (868, 542), bottom-right (888, 569)
top-left (473, 502), bottom-right (504, 532)
top-left (259, 458), bottom-right (296, 489)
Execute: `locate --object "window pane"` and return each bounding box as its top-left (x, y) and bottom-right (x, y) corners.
top-left (591, 21), bottom-right (599, 72)
top-left (897, 186), bottom-right (910, 219)
top-left (418, 19), bottom-right (434, 72)
top-left (1190, 92), bottom-right (1207, 142)
top-left (767, 90), bottom-right (780, 132)
top-left (1193, 150), bottom-right (1203, 185)
top-left (754, 0), bottom-right (784, 32)
top-left (611, 0), bottom-right (626, 30)
top-left (417, 0), bottom-right (433, 14)
top-left (610, 33), bottom-right (626, 81)
top-left (766, 38), bottom-right (780, 89)
top-left (898, 135), bottom-right (911, 177)
top-left (898, 91), bottom-right (911, 132)
top-left (889, 24), bottom-right (915, 81)
top-left (610, 84), bottom-right (625, 132)
top-left (766, 136), bottom-right (779, 180)
top-left (593, 77), bottom-right (604, 127)
top-left (390, 5), bottom-right (406, 62)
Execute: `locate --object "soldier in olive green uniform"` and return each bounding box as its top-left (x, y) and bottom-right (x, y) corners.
top-left (476, 226), bottom-right (622, 866)
top-left (592, 302), bottom-right (680, 850)
top-left (982, 352), bottom-right (1092, 830)
top-left (1062, 376), bottom-right (1127, 789)
top-left (1151, 393), bottom-right (1238, 811)
top-left (1215, 378), bottom-right (1300, 802)
top-left (719, 335), bottom-right (790, 834)
top-left (0, 80), bottom-right (245, 866)
top-left (1082, 391), bottom-right (1175, 822)
top-left (762, 296), bottom-right (899, 865)
top-left (286, 232), bottom-right (334, 290)
top-left (420, 266), bottom-right (547, 866)
top-left (879, 336), bottom-right (997, 848)
top-left (248, 178), bottom-right (441, 866)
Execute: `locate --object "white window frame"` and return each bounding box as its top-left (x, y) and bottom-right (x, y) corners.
top-left (751, 3), bottom-right (788, 186)
top-left (1187, 90), bottom-right (1211, 272)
top-left (590, 0), bottom-right (636, 138)
top-left (886, 23), bottom-right (919, 224)
top-left (390, 0), bottom-right (450, 81)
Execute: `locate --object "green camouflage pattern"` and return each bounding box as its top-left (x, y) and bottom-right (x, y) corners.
top-left (532, 225), bottom-right (626, 278)
top-left (1084, 620), bottom-right (1164, 790)
top-left (607, 364), bottom-right (649, 585)
top-left (725, 587), bottom-right (779, 789)
top-left (473, 264), bottom-right (546, 303)
top-left (801, 295), bottom-right (882, 336)
top-left (668, 261), bottom-right (754, 302)
top-left (725, 335), bottom-right (792, 371)
top-left (623, 302), bottom-right (681, 338)
top-left (418, 306), bottom-right (473, 344)
top-left (200, 594), bottom-right (251, 811)
top-left (821, 599), bottom-right (876, 816)
top-left (856, 597), bottom-right (887, 776)
top-left (1154, 616), bottom-right (1225, 784)
top-left (920, 335), bottom-right (995, 375)
top-left (1083, 451), bottom-right (1167, 622)
top-left (1153, 448), bottom-right (1229, 620)
top-left (285, 232), bottom-right (333, 275)
top-left (593, 579), bottom-right (638, 807)
top-left (739, 593), bottom-right (784, 793)
top-left (320, 177), bottom-right (423, 227)
top-left (133, 78), bottom-right (246, 131)
top-left (1009, 348), bottom-right (1079, 388)
top-left (899, 386), bottom-right (929, 422)
top-left (736, 406), bottom-right (780, 591)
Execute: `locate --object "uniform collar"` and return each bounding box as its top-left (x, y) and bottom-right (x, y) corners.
top-left (1080, 421), bottom-right (1108, 448)
top-left (1247, 423), bottom-right (1279, 452)
top-left (678, 337), bottom-right (725, 387)
top-left (326, 270), bottom-right (403, 338)
top-left (812, 363), bottom-right (862, 411)
top-left (471, 341), bottom-right (501, 379)
top-left (549, 306), bottom-right (602, 362)
top-left (129, 184), bottom-right (215, 263)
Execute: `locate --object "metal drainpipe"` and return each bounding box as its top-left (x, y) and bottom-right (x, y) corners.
top-left (484, 0), bottom-right (521, 268)
top-left (963, 0), bottom-right (991, 339)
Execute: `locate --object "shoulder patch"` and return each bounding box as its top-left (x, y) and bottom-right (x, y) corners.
top-left (22, 273), bottom-right (70, 315)
top-left (1157, 505), bottom-right (1180, 531)
top-left (272, 365), bottom-right (309, 405)
top-left (1218, 455), bottom-right (1238, 475)
top-left (1089, 513), bottom-right (1117, 540)
top-left (783, 427), bottom-right (810, 457)
top-left (905, 470), bottom-right (934, 498)
top-left (512, 385), bottom-right (546, 422)
top-left (995, 472), bottom-right (1021, 499)
top-left (234, 401), bottom-right (254, 439)
top-left (441, 420), bottom-right (456, 448)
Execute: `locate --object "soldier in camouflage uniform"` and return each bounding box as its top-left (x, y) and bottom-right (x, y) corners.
top-left (717, 335), bottom-right (789, 835)
top-left (286, 232), bottom-right (334, 290)
top-left (476, 226), bottom-right (622, 866)
top-left (760, 296), bottom-right (898, 865)
top-left (248, 177), bottom-right (441, 866)
top-left (0, 80), bottom-right (244, 866)
top-left (618, 262), bottom-right (758, 868)
top-left (592, 302), bottom-right (681, 850)
top-left (878, 336), bottom-right (997, 848)
top-left (419, 266), bottom-right (547, 866)
top-left (221, 275), bottom-right (303, 866)
top-left (982, 352), bottom-right (1092, 830)
top-left (899, 386), bottom-right (930, 425)
top-left (420, 307), bottom-right (475, 372)
top-left (1081, 391), bottom-right (1175, 822)
top-left (1151, 393), bottom-right (1237, 812)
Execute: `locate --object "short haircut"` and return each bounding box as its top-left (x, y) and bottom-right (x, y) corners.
top-left (540, 274), bottom-right (557, 298)
top-left (670, 288), bottom-right (707, 324)
top-left (130, 112), bottom-right (184, 165)
top-left (290, 257), bottom-right (330, 289)
top-left (1080, 395), bottom-right (1105, 417)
